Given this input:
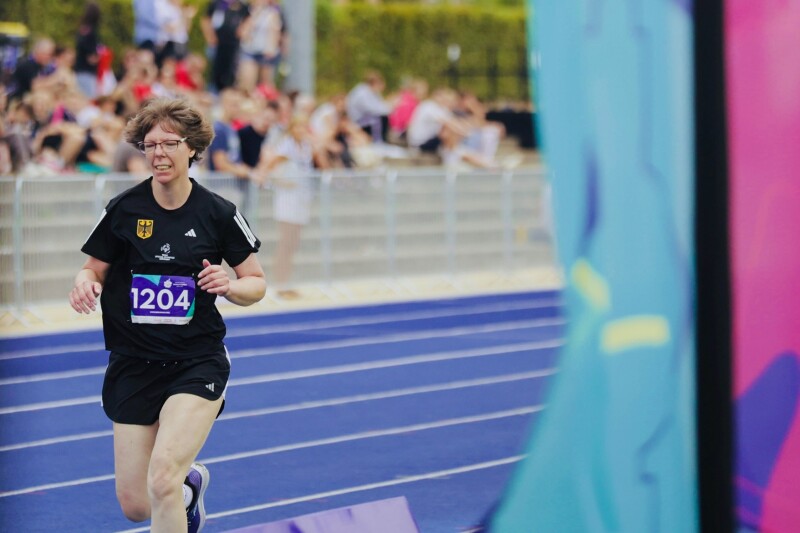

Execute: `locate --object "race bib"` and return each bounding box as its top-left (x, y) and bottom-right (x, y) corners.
top-left (130, 274), bottom-right (195, 325)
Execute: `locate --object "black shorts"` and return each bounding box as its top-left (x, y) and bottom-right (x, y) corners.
top-left (102, 349), bottom-right (230, 425)
top-left (418, 136), bottom-right (443, 153)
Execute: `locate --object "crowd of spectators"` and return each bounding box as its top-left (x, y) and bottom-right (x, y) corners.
top-left (0, 0), bottom-right (514, 177)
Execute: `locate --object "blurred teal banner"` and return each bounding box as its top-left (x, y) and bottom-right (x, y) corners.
top-left (491, 2), bottom-right (698, 532)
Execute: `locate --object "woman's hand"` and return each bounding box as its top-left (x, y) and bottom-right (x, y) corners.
top-left (69, 280), bottom-right (102, 314)
top-left (198, 259), bottom-right (230, 296)
top-left (69, 259), bottom-right (109, 314)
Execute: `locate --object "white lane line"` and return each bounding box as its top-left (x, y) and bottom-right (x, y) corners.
top-left (0, 339), bottom-right (562, 415)
top-left (0, 317), bottom-right (564, 386)
top-left (203, 407), bottom-right (540, 465)
top-left (0, 406), bottom-right (539, 498)
top-left (219, 369), bottom-right (555, 421)
top-left (0, 342), bottom-right (106, 361)
top-left (230, 318), bottom-right (565, 360)
top-left (228, 298), bottom-right (563, 338)
top-left (0, 370), bottom-right (556, 452)
top-left (0, 366), bottom-right (107, 386)
top-left (0, 430), bottom-right (114, 452)
top-left (116, 455), bottom-right (527, 532)
top-left (0, 473), bottom-right (116, 499)
top-left (0, 395), bottom-right (101, 414)
top-left (229, 339), bottom-right (563, 387)
top-left (0, 298), bottom-right (562, 361)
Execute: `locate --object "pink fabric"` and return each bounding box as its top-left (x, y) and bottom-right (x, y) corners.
top-left (727, 1), bottom-right (800, 530)
top-left (389, 90), bottom-right (419, 133)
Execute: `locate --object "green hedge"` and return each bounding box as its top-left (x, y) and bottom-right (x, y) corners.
top-left (2, 0), bottom-right (529, 101)
top-left (0, 0), bottom-right (208, 67)
top-left (316, 2), bottom-right (529, 100)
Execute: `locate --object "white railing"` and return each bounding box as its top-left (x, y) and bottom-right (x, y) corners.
top-left (0, 166), bottom-right (555, 312)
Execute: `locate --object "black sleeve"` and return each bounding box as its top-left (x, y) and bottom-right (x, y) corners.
top-left (222, 208), bottom-right (261, 267)
top-left (81, 206), bottom-right (123, 263)
top-left (12, 61), bottom-right (39, 97)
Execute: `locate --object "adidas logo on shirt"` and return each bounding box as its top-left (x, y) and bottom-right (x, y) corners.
top-left (185, 229), bottom-right (197, 237)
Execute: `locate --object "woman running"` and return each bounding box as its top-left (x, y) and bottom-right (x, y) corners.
top-left (69, 97), bottom-right (266, 532)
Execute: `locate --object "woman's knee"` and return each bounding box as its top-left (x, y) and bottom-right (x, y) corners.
top-left (147, 455), bottom-right (185, 503)
top-left (116, 487), bottom-right (150, 522)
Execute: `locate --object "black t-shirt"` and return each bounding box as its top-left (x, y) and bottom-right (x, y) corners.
top-left (75, 29), bottom-right (99, 74)
top-left (10, 58), bottom-right (42, 100)
top-left (238, 125), bottom-right (266, 168)
top-left (82, 178), bottom-right (261, 360)
top-left (205, 0), bottom-right (250, 46)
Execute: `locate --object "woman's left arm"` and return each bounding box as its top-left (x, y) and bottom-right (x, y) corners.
top-left (198, 255), bottom-right (266, 306)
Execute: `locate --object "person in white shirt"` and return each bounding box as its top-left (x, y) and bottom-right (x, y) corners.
top-left (407, 87), bottom-right (494, 167)
top-left (259, 118), bottom-right (319, 299)
top-left (155, 0), bottom-right (196, 66)
top-left (346, 71), bottom-right (392, 143)
top-left (237, 0), bottom-right (284, 90)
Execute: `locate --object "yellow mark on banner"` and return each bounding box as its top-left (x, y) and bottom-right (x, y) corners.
top-left (601, 316), bottom-right (670, 354)
top-left (570, 258), bottom-right (610, 310)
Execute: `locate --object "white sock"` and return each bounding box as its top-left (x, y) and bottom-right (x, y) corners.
top-left (481, 126), bottom-right (501, 160)
top-left (183, 483), bottom-right (194, 509)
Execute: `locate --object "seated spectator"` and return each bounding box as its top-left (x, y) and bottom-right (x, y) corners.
top-left (74, 111), bottom-right (126, 172)
top-left (175, 53), bottom-right (207, 92)
top-left (30, 120), bottom-right (86, 172)
top-left (455, 90), bottom-right (506, 165)
top-left (25, 89), bottom-right (85, 172)
top-left (208, 88), bottom-right (259, 205)
top-left (151, 56), bottom-right (182, 98)
top-left (41, 46), bottom-right (79, 95)
top-left (346, 70), bottom-right (392, 143)
top-left (293, 93), bottom-right (317, 121)
top-left (407, 88), bottom-right (495, 168)
top-left (8, 38), bottom-right (56, 102)
top-left (111, 129), bottom-right (149, 177)
top-left (111, 48), bottom-right (159, 116)
top-left (5, 100), bottom-right (37, 141)
top-left (61, 90), bottom-right (101, 129)
top-left (310, 94), bottom-right (372, 168)
top-left (0, 97), bottom-right (33, 175)
top-left (239, 99), bottom-right (280, 168)
top-left (389, 77), bottom-right (428, 142)
top-left (310, 93), bottom-right (346, 167)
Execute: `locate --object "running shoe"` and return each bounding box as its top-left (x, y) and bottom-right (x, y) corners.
top-left (186, 462), bottom-right (210, 533)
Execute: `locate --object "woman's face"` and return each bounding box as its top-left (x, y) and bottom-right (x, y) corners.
top-left (289, 122), bottom-right (307, 141)
top-left (143, 123), bottom-right (195, 186)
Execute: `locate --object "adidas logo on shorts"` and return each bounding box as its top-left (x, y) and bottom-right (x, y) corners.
top-left (185, 229), bottom-right (197, 237)
top-left (205, 383), bottom-right (215, 392)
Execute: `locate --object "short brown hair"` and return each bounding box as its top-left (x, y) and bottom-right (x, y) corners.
top-left (124, 97), bottom-right (214, 166)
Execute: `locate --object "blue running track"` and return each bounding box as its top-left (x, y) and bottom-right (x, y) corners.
top-left (0, 290), bottom-right (563, 532)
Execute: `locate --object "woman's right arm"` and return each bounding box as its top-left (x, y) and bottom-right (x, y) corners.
top-left (69, 256), bottom-right (111, 314)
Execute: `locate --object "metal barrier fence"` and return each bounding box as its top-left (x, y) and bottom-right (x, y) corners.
top-left (0, 167), bottom-right (555, 311)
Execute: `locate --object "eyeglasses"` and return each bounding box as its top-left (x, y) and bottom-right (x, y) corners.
top-left (138, 137), bottom-right (188, 154)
